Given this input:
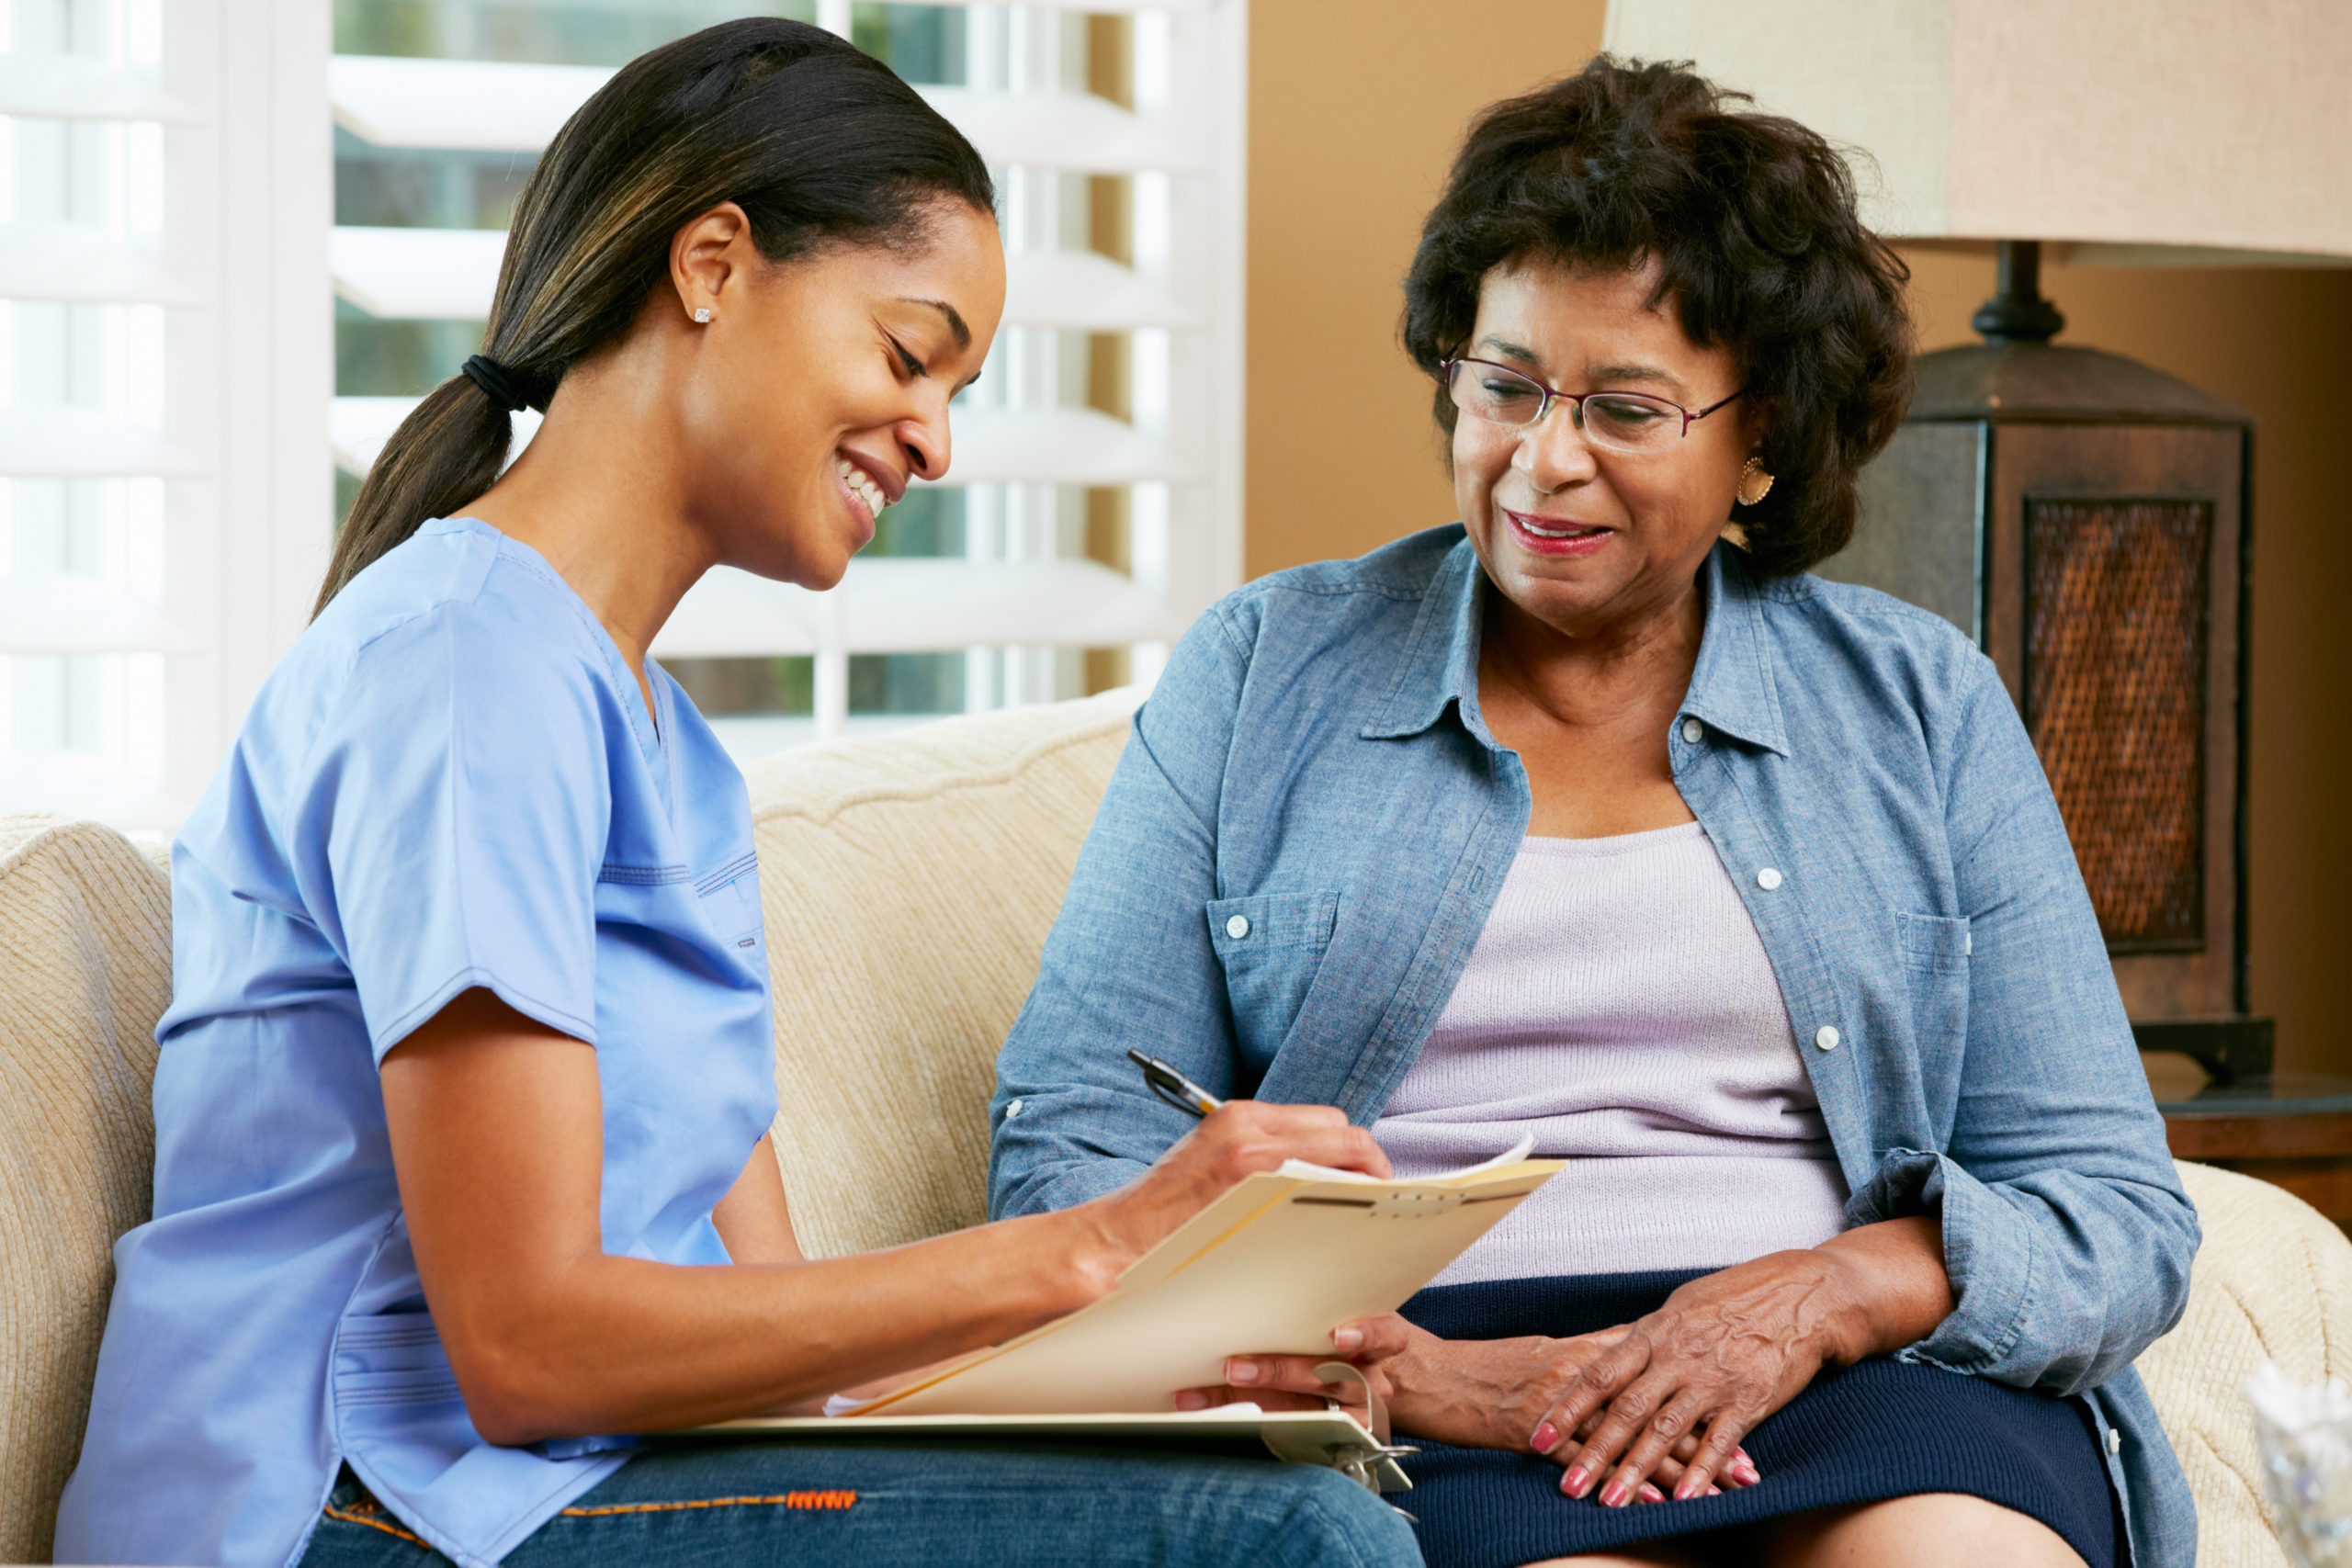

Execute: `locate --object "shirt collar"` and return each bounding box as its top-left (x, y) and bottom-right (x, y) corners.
top-left (1360, 535), bottom-right (1789, 758)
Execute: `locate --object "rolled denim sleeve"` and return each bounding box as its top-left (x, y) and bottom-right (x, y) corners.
top-left (1849, 656), bottom-right (2200, 1395)
top-left (987, 607), bottom-right (1253, 1221)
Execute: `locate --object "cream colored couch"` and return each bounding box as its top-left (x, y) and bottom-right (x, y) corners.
top-left (5, 689), bottom-right (2348, 1566)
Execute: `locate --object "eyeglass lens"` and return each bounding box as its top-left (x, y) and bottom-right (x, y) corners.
top-left (1446, 362), bottom-right (1687, 452)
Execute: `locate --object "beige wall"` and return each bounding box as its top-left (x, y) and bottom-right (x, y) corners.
top-left (1246, 2), bottom-right (2352, 1078)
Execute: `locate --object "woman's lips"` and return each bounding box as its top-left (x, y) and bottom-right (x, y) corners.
top-left (1503, 507), bottom-right (1611, 556)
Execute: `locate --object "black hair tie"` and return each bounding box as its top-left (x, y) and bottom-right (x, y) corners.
top-left (461, 355), bottom-right (531, 413)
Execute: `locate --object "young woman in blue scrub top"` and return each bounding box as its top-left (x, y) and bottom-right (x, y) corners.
top-left (53, 21), bottom-right (1421, 1568)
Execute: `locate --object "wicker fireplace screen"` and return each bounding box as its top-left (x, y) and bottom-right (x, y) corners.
top-left (2023, 497), bottom-right (2211, 951)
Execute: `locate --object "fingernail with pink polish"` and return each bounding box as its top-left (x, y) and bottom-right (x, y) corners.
top-left (1600, 1480), bottom-right (1629, 1508)
top-left (1531, 1422), bottom-right (1560, 1454)
top-left (1174, 1391), bottom-right (1206, 1411)
top-left (1731, 1457), bottom-right (1760, 1485)
top-left (1638, 1483), bottom-right (1665, 1504)
top-left (1707, 1484), bottom-right (1723, 1496)
top-left (1564, 1466), bottom-right (1589, 1497)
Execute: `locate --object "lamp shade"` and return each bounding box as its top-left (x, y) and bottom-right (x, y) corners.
top-left (1601, 0), bottom-right (2352, 264)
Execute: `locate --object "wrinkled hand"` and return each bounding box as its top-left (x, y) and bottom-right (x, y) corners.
top-left (1172, 1314), bottom-right (1416, 1418)
top-left (1180, 1319), bottom-right (1760, 1501)
top-left (1531, 1245), bottom-right (1896, 1505)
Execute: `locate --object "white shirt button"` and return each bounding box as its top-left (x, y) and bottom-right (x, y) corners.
top-left (1815, 1025), bottom-right (1840, 1051)
top-left (1004, 1099), bottom-right (1023, 1119)
top-left (1227, 914), bottom-right (1251, 940)
top-left (2107, 1427), bottom-right (2123, 1454)
top-left (1756, 867), bottom-right (1783, 890)
top-left (1680, 717), bottom-right (1703, 744)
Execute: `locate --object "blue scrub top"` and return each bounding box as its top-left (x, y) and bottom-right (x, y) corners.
top-left (54, 517), bottom-right (778, 1568)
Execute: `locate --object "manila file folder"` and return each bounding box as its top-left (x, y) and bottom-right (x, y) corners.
top-left (851, 1148), bottom-right (1563, 1418)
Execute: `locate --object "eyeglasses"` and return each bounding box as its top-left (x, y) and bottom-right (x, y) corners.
top-left (1441, 356), bottom-right (1744, 455)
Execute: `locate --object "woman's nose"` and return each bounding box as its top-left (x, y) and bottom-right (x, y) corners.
top-left (1513, 402), bottom-right (1600, 491)
top-left (899, 395), bottom-right (954, 483)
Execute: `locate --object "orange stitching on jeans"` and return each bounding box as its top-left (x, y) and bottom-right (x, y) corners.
top-left (323, 1500), bottom-right (426, 1547)
top-left (560, 1490), bottom-right (858, 1517)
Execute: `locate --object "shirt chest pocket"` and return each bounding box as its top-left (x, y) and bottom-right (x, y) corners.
top-left (1897, 912), bottom-right (1971, 1095)
top-left (1205, 890), bottom-right (1340, 1072)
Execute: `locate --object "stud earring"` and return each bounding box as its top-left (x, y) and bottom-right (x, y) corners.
top-left (1736, 456), bottom-right (1775, 506)
top-left (693, 307), bottom-right (713, 324)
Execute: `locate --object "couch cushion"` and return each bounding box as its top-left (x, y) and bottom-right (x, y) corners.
top-left (2138, 1159), bottom-right (2352, 1568)
top-left (744, 690), bottom-right (1140, 1260)
top-left (0, 813), bottom-right (172, 1564)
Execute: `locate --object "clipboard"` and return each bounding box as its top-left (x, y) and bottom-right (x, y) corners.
top-left (682, 1404), bottom-right (1419, 1494)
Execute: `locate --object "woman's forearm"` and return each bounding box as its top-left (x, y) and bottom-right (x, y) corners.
top-left (455, 1206), bottom-right (1105, 1443)
top-left (1813, 1214), bottom-right (1953, 1361)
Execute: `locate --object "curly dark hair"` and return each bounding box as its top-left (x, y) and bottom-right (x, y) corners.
top-left (1402, 55), bottom-right (1914, 579)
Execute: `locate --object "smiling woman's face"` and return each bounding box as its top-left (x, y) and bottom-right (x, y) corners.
top-left (1453, 254), bottom-right (1755, 641)
top-left (680, 198), bottom-right (1005, 591)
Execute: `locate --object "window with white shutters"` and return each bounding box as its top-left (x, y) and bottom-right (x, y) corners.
top-left (326, 0), bottom-right (1246, 761)
top-left (1, 0), bottom-right (331, 832)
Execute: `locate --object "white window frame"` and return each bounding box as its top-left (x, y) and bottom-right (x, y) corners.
top-left (324, 0), bottom-right (1249, 760)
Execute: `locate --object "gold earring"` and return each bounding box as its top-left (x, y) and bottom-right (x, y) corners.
top-left (1736, 457), bottom-right (1774, 507)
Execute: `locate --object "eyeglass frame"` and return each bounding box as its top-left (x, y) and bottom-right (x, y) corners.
top-left (1439, 355), bottom-right (1746, 447)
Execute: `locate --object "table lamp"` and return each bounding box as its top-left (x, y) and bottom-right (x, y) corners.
top-left (1602, 0), bottom-right (2352, 1082)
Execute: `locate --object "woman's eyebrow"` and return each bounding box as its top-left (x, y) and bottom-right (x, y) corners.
top-left (1475, 335), bottom-right (1544, 367)
top-left (1588, 361), bottom-right (1690, 397)
top-left (898, 296), bottom-right (972, 350)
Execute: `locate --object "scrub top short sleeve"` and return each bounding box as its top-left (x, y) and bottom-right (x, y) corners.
top-left (296, 608), bottom-right (615, 1060)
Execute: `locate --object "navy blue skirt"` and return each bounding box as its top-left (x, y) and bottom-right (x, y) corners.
top-left (1394, 1272), bottom-right (2120, 1568)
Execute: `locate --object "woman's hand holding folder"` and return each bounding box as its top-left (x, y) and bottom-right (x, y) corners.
top-left (1067, 1100), bottom-right (1395, 1298)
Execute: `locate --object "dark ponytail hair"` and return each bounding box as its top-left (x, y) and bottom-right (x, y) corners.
top-left (316, 18), bottom-right (995, 616)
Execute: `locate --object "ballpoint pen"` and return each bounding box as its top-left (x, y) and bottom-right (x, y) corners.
top-left (1125, 1047), bottom-right (1225, 1118)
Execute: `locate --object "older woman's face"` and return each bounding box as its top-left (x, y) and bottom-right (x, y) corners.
top-left (1453, 255), bottom-right (1754, 639)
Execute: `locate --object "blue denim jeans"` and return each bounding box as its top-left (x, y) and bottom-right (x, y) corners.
top-left (300, 1441), bottom-right (1423, 1568)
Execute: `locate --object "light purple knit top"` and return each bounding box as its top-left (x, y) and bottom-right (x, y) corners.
top-left (1374, 821), bottom-right (1849, 1285)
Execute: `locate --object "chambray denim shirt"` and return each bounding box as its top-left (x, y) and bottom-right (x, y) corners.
top-left (989, 526), bottom-right (2199, 1568)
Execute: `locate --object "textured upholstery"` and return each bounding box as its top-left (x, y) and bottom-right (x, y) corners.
top-left (2139, 1160), bottom-right (2352, 1567)
top-left (2, 693), bottom-right (2346, 1567)
top-left (0, 815), bottom-right (172, 1565)
top-left (744, 689), bottom-right (1142, 1260)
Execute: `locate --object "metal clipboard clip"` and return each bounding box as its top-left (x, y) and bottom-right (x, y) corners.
top-left (1311, 1360), bottom-right (1419, 1506)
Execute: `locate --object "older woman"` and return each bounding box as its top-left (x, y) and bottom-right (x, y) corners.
top-left (989, 56), bottom-right (2197, 1568)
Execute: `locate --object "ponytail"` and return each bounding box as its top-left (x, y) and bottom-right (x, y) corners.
top-left (313, 18), bottom-right (993, 616)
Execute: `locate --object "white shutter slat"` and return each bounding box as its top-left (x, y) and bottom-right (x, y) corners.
top-left (918, 86), bottom-right (1193, 174)
top-left (1005, 249), bottom-right (1193, 330)
top-left (0, 51), bottom-right (198, 121)
top-left (330, 228), bottom-right (1190, 333)
top-left (928, 406), bottom-right (1184, 487)
top-left (332, 396), bottom-right (541, 476)
top-left (841, 558), bottom-right (1185, 651)
top-left (0, 573), bottom-right (198, 654)
top-left (0, 221), bottom-right (199, 305)
top-left (653, 558), bottom-right (1184, 660)
top-left (326, 58), bottom-right (1194, 175)
top-left (0, 752), bottom-right (188, 829)
top-left (0, 410), bottom-right (202, 478)
top-left (329, 54), bottom-right (610, 152)
top-left (331, 226), bottom-right (503, 320)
